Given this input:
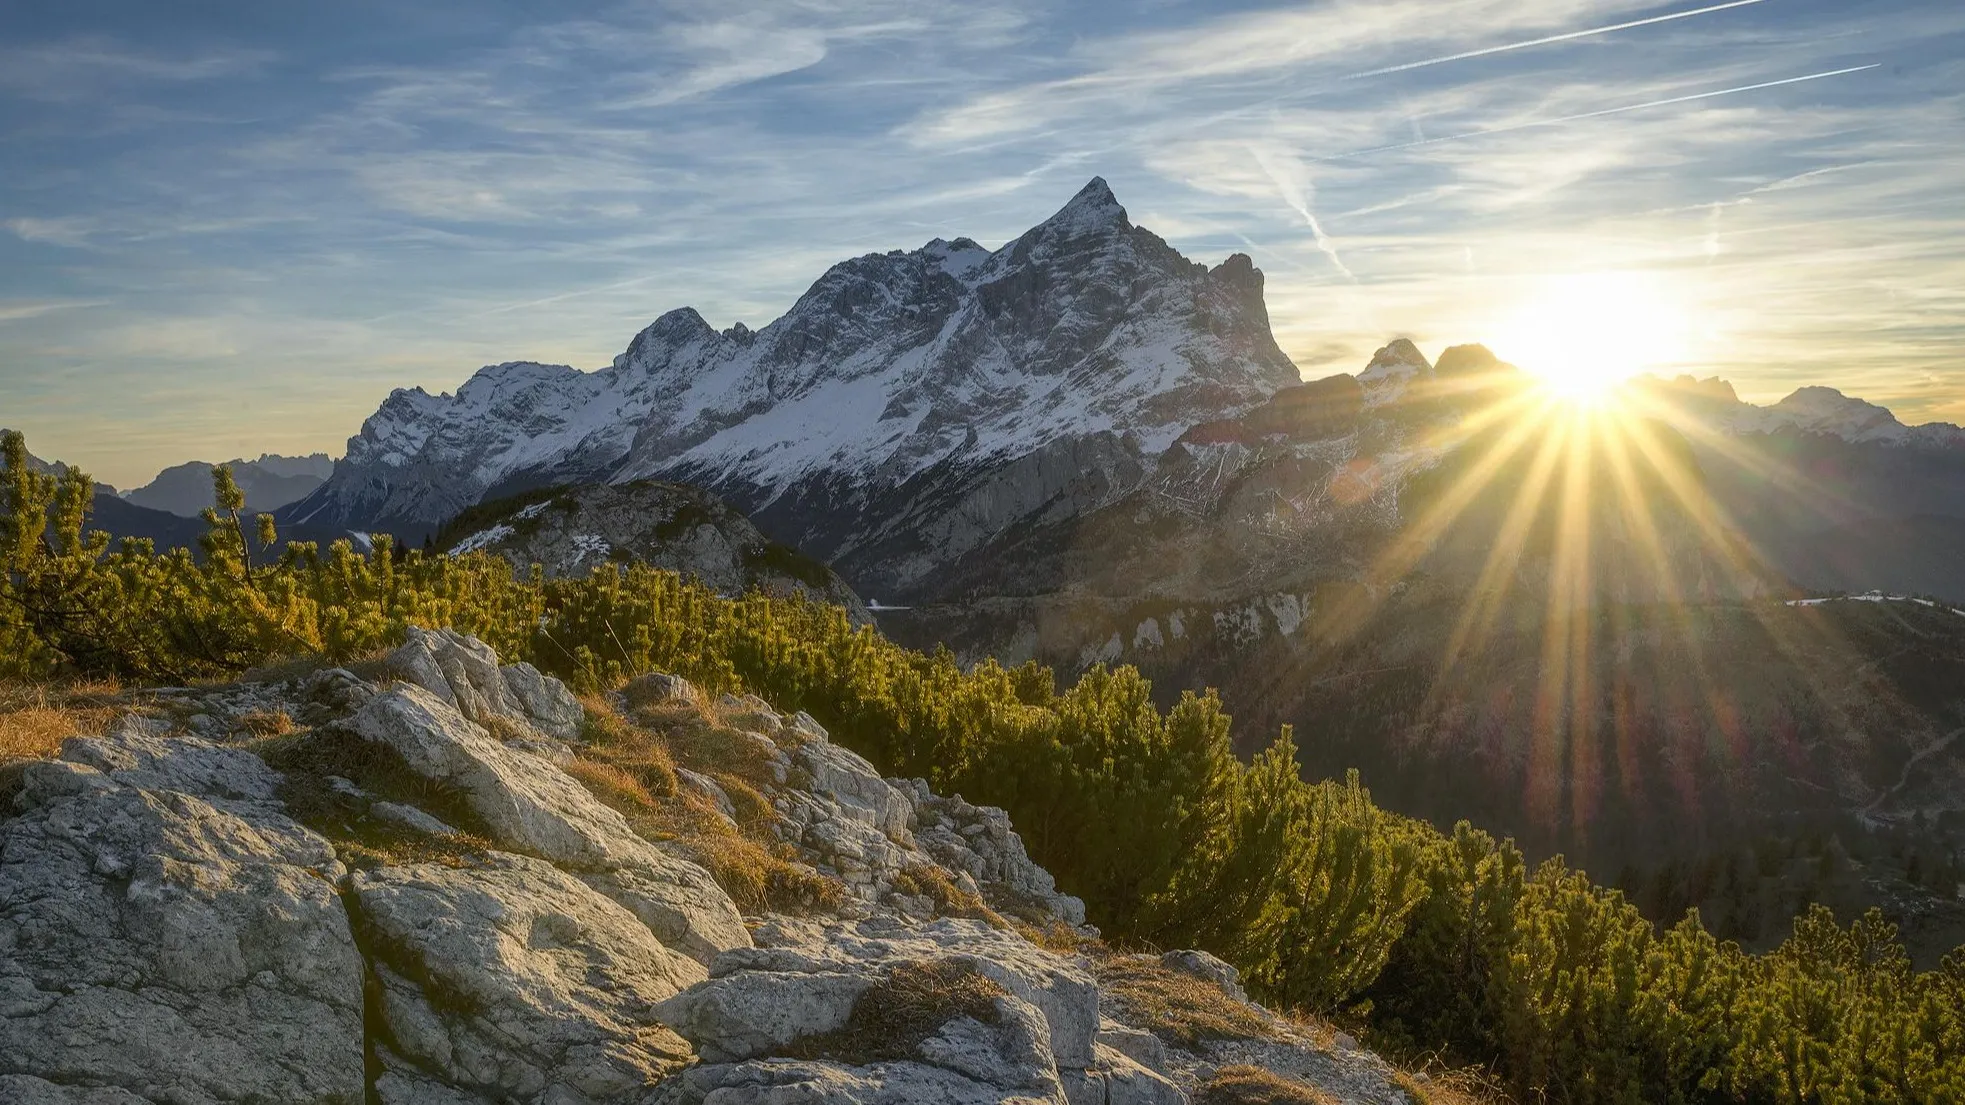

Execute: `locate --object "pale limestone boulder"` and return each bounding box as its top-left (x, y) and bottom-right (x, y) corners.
top-left (664, 917), bottom-right (1100, 1072)
top-left (653, 969), bottom-right (873, 1063)
top-left (897, 780), bottom-right (1088, 927)
top-left (1157, 951), bottom-right (1246, 1003)
top-left (354, 853), bottom-right (701, 1103)
top-left (344, 683), bottom-right (750, 965)
top-left (916, 994), bottom-right (1063, 1096)
top-left (1095, 1020), bottom-right (1169, 1074)
top-left (621, 672), bottom-right (695, 708)
top-left (793, 740), bottom-right (914, 844)
top-left (389, 626), bottom-right (582, 742)
top-left (0, 761), bottom-right (363, 1105)
top-left (347, 684), bottom-right (629, 865)
top-left (502, 660), bottom-right (585, 742)
top-left (579, 860), bottom-right (754, 969)
top-left (1060, 1045), bottom-right (1187, 1105)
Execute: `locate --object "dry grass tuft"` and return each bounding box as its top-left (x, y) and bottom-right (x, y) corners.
top-left (238, 648), bottom-right (397, 687)
top-left (235, 709), bottom-right (295, 738)
top-left (568, 690), bottom-right (845, 914)
top-left (1198, 1065), bottom-right (1339, 1105)
top-left (1390, 1068), bottom-right (1512, 1105)
top-left (1095, 954), bottom-right (1274, 1049)
top-left (566, 758), bottom-right (661, 810)
top-left (631, 697), bottom-right (786, 793)
top-left (892, 863), bottom-right (1006, 926)
top-left (1013, 917), bottom-right (1093, 954)
top-left (786, 959), bottom-right (1006, 1064)
top-left (0, 680), bottom-right (124, 766)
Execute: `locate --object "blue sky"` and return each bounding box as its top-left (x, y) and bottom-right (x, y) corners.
top-left (2, 0), bottom-right (1961, 487)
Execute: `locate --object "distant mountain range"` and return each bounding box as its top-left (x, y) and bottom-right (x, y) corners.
top-left (122, 454), bottom-right (333, 517)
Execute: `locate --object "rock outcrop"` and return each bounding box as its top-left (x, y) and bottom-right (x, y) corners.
top-left (1, 631), bottom-right (1420, 1105)
top-left (438, 482), bottom-right (873, 622)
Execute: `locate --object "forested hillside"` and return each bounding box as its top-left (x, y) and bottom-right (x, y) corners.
top-left (4, 429), bottom-right (1963, 1103)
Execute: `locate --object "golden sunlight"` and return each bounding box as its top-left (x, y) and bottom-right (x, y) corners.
top-left (1489, 272), bottom-right (1691, 403)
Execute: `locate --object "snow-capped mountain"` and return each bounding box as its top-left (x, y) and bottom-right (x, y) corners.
top-left (285, 178), bottom-right (1299, 563)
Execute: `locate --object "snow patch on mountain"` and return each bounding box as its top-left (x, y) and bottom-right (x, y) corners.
top-left (1356, 338), bottom-right (1433, 407)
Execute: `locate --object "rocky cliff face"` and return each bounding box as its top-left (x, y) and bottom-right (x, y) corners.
top-left (438, 481), bottom-right (871, 621)
top-left (0, 629), bottom-right (1421, 1105)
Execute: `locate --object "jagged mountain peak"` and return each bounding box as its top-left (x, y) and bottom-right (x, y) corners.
top-left (1041, 175), bottom-right (1127, 232)
top-left (1638, 374), bottom-right (1743, 406)
top-left (1372, 337), bottom-right (1429, 370)
top-left (1357, 337), bottom-right (1434, 406)
top-left (290, 177), bottom-right (1300, 543)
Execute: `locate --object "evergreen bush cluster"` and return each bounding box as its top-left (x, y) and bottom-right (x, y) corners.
top-left (4, 431), bottom-right (1962, 1103)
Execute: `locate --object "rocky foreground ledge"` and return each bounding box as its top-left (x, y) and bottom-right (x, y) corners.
top-left (0, 629), bottom-right (1422, 1105)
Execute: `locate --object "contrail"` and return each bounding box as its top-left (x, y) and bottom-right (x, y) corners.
top-left (1250, 145), bottom-right (1356, 280)
top-left (1323, 64), bottom-right (1879, 160)
top-left (1344, 0), bottom-right (1777, 81)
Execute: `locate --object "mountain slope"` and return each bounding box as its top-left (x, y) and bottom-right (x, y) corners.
top-left (435, 481), bottom-right (870, 620)
top-left (283, 178), bottom-right (1300, 579)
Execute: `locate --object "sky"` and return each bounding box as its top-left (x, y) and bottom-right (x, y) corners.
top-left (2, 0), bottom-right (1962, 488)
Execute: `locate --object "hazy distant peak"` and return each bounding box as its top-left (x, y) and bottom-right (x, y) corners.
top-left (123, 453), bottom-right (337, 517)
top-left (1434, 344), bottom-right (1503, 376)
top-left (1642, 374), bottom-right (1742, 405)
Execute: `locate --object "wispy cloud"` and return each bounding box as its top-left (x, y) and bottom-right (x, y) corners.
top-left (0, 37), bottom-right (275, 101)
top-left (1341, 0), bottom-right (1778, 80)
top-left (1322, 64), bottom-right (1882, 160)
top-left (0, 299), bottom-right (106, 323)
top-left (1248, 145), bottom-right (1355, 280)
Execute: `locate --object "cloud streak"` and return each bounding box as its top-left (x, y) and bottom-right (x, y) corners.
top-left (1321, 64), bottom-right (1884, 161)
top-left (1342, 0), bottom-right (1779, 81)
top-left (1250, 145), bottom-right (1355, 280)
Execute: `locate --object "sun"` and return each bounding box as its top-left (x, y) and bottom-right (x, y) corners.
top-left (1488, 272), bottom-right (1691, 404)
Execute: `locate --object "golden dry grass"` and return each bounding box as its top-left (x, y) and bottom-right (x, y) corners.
top-left (0, 680), bottom-right (124, 766)
top-left (1094, 953), bottom-right (1275, 1049)
top-left (786, 960), bottom-right (1007, 1064)
top-left (569, 690), bottom-right (845, 914)
top-left (1390, 1068), bottom-right (1513, 1105)
top-left (234, 709), bottom-right (295, 738)
top-left (891, 862), bottom-right (1006, 926)
top-left (235, 647), bottom-right (401, 688)
top-left (1198, 1066), bottom-right (1339, 1105)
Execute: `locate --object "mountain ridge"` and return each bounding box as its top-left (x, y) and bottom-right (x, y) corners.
top-left (123, 453), bottom-right (334, 517)
top-left (282, 177), bottom-right (1300, 546)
